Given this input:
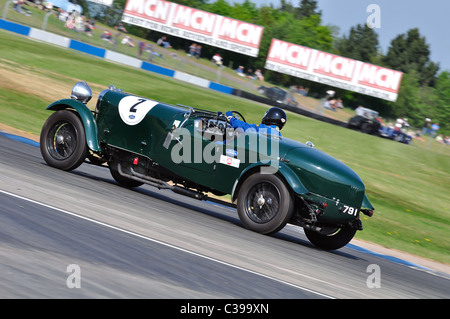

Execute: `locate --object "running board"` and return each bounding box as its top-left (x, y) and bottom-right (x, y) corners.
top-left (116, 162), bottom-right (207, 201)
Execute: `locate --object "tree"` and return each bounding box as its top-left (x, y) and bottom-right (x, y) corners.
top-left (285, 14), bottom-right (332, 52)
top-left (383, 28), bottom-right (439, 86)
top-left (334, 23), bottom-right (379, 63)
top-left (295, 0), bottom-right (321, 19)
top-left (433, 71), bottom-right (450, 134)
top-left (280, 0), bottom-right (295, 13)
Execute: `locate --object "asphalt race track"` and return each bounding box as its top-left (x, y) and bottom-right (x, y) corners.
top-left (0, 132), bottom-right (449, 300)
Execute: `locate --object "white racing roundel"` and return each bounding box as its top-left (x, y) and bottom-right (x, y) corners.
top-left (118, 96), bottom-right (158, 126)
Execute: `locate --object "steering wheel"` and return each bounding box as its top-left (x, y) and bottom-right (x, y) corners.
top-left (230, 110), bottom-right (247, 123)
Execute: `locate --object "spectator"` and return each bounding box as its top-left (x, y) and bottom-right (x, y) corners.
top-left (65, 17), bottom-right (75, 29)
top-left (292, 85), bottom-right (308, 96)
top-left (254, 69), bottom-right (264, 81)
top-left (117, 22), bottom-right (128, 33)
top-left (422, 118), bottom-right (431, 135)
top-left (138, 41), bottom-right (146, 57)
top-left (402, 118), bottom-right (410, 129)
top-left (74, 15), bottom-right (84, 32)
top-left (58, 9), bottom-right (68, 22)
top-left (84, 19), bottom-right (94, 37)
top-left (212, 54), bottom-right (223, 66)
top-left (145, 44), bottom-right (164, 61)
top-left (236, 66), bottom-right (245, 77)
top-left (121, 36), bottom-right (135, 48)
top-left (100, 31), bottom-right (114, 44)
top-left (298, 86), bottom-right (308, 96)
top-left (324, 97), bottom-right (337, 111)
top-left (43, 0), bottom-right (53, 11)
top-left (188, 43), bottom-right (196, 56)
top-left (13, 0), bottom-right (31, 16)
top-left (444, 136), bottom-right (450, 145)
top-left (194, 45), bottom-right (201, 59)
top-left (431, 122), bottom-right (440, 137)
top-left (157, 36), bottom-right (172, 49)
top-left (394, 118), bottom-right (404, 131)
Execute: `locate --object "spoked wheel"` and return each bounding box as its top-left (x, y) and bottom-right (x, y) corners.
top-left (40, 110), bottom-right (87, 171)
top-left (237, 173), bottom-right (294, 235)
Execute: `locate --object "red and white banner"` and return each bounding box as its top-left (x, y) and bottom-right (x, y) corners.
top-left (265, 39), bottom-right (403, 101)
top-left (122, 0), bottom-right (264, 57)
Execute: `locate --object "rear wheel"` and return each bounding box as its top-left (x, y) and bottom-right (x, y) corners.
top-left (237, 173), bottom-right (294, 235)
top-left (40, 110), bottom-right (87, 171)
top-left (361, 122), bottom-right (372, 134)
top-left (109, 162), bottom-right (144, 188)
top-left (304, 226), bottom-right (357, 250)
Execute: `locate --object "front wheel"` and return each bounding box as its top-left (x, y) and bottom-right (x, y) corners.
top-left (304, 227), bottom-right (357, 250)
top-left (40, 110), bottom-right (87, 171)
top-left (237, 173), bottom-right (294, 235)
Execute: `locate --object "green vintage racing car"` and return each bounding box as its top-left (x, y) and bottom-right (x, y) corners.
top-left (40, 82), bottom-right (374, 250)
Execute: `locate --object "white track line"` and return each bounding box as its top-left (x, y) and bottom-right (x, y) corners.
top-left (0, 189), bottom-right (334, 299)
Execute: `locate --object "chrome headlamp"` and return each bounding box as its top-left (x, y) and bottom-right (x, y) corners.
top-left (71, 81), bottom-right (92, 104)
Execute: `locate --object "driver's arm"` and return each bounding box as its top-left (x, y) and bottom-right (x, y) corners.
top-left (226, 111), bottom-right (258, 131)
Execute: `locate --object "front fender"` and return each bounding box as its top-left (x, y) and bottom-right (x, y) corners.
top-left (231, 161), bottom-right (309, 201)
top-left (46, 99), bottom-right (101, 152)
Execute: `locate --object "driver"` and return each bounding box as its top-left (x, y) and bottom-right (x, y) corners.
top-left (225, 107), bottom-right (287, 136)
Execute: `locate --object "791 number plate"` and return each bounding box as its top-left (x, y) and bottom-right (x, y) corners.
top-left (341, 205), bottom-right (359, 216)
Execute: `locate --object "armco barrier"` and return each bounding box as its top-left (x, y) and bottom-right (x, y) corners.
top-left (1, 19), bottom-right (347, 128)
top-left (231, 89), bottom-right (348, 127)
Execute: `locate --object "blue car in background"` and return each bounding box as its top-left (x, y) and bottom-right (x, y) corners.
top-left (379, 125), bottom-right (412, 144)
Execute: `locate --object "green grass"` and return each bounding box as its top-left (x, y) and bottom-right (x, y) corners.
top-left (1, 28), bottom-right (449, 264)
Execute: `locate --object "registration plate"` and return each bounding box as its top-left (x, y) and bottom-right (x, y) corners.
top-left (341, 205), bottom-right (359, 216)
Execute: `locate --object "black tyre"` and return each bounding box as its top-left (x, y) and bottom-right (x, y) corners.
top-left (304, 227), bottom-right (357, 250)
top-left (361, 122), bottom-right (372, 134)
top-left (40, 110), bottom-right (87, 171)
top-left (237, 173), bottom-right (294, 235)
top-left (109, 163), bottom-right (144, 188)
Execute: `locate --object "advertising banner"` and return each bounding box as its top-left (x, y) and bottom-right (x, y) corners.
top-left (265, 39), bottom-right (403, 102)
top-left (121, 0), bottom-right (264, 57)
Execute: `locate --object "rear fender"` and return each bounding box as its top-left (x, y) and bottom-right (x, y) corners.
top-left (362, 194), bottom-right (375, 210)
top-left (277, 162), bottom-right (309, 195)
top-left (46, 99), bottom-right (101, 152)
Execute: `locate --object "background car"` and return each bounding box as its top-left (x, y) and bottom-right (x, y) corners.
top-left (379, 126), bottom-right (412, 144)
top-left (257, 86), bottom-right (298, 107)
top-left (347, 106), bottom-right (382, 134)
